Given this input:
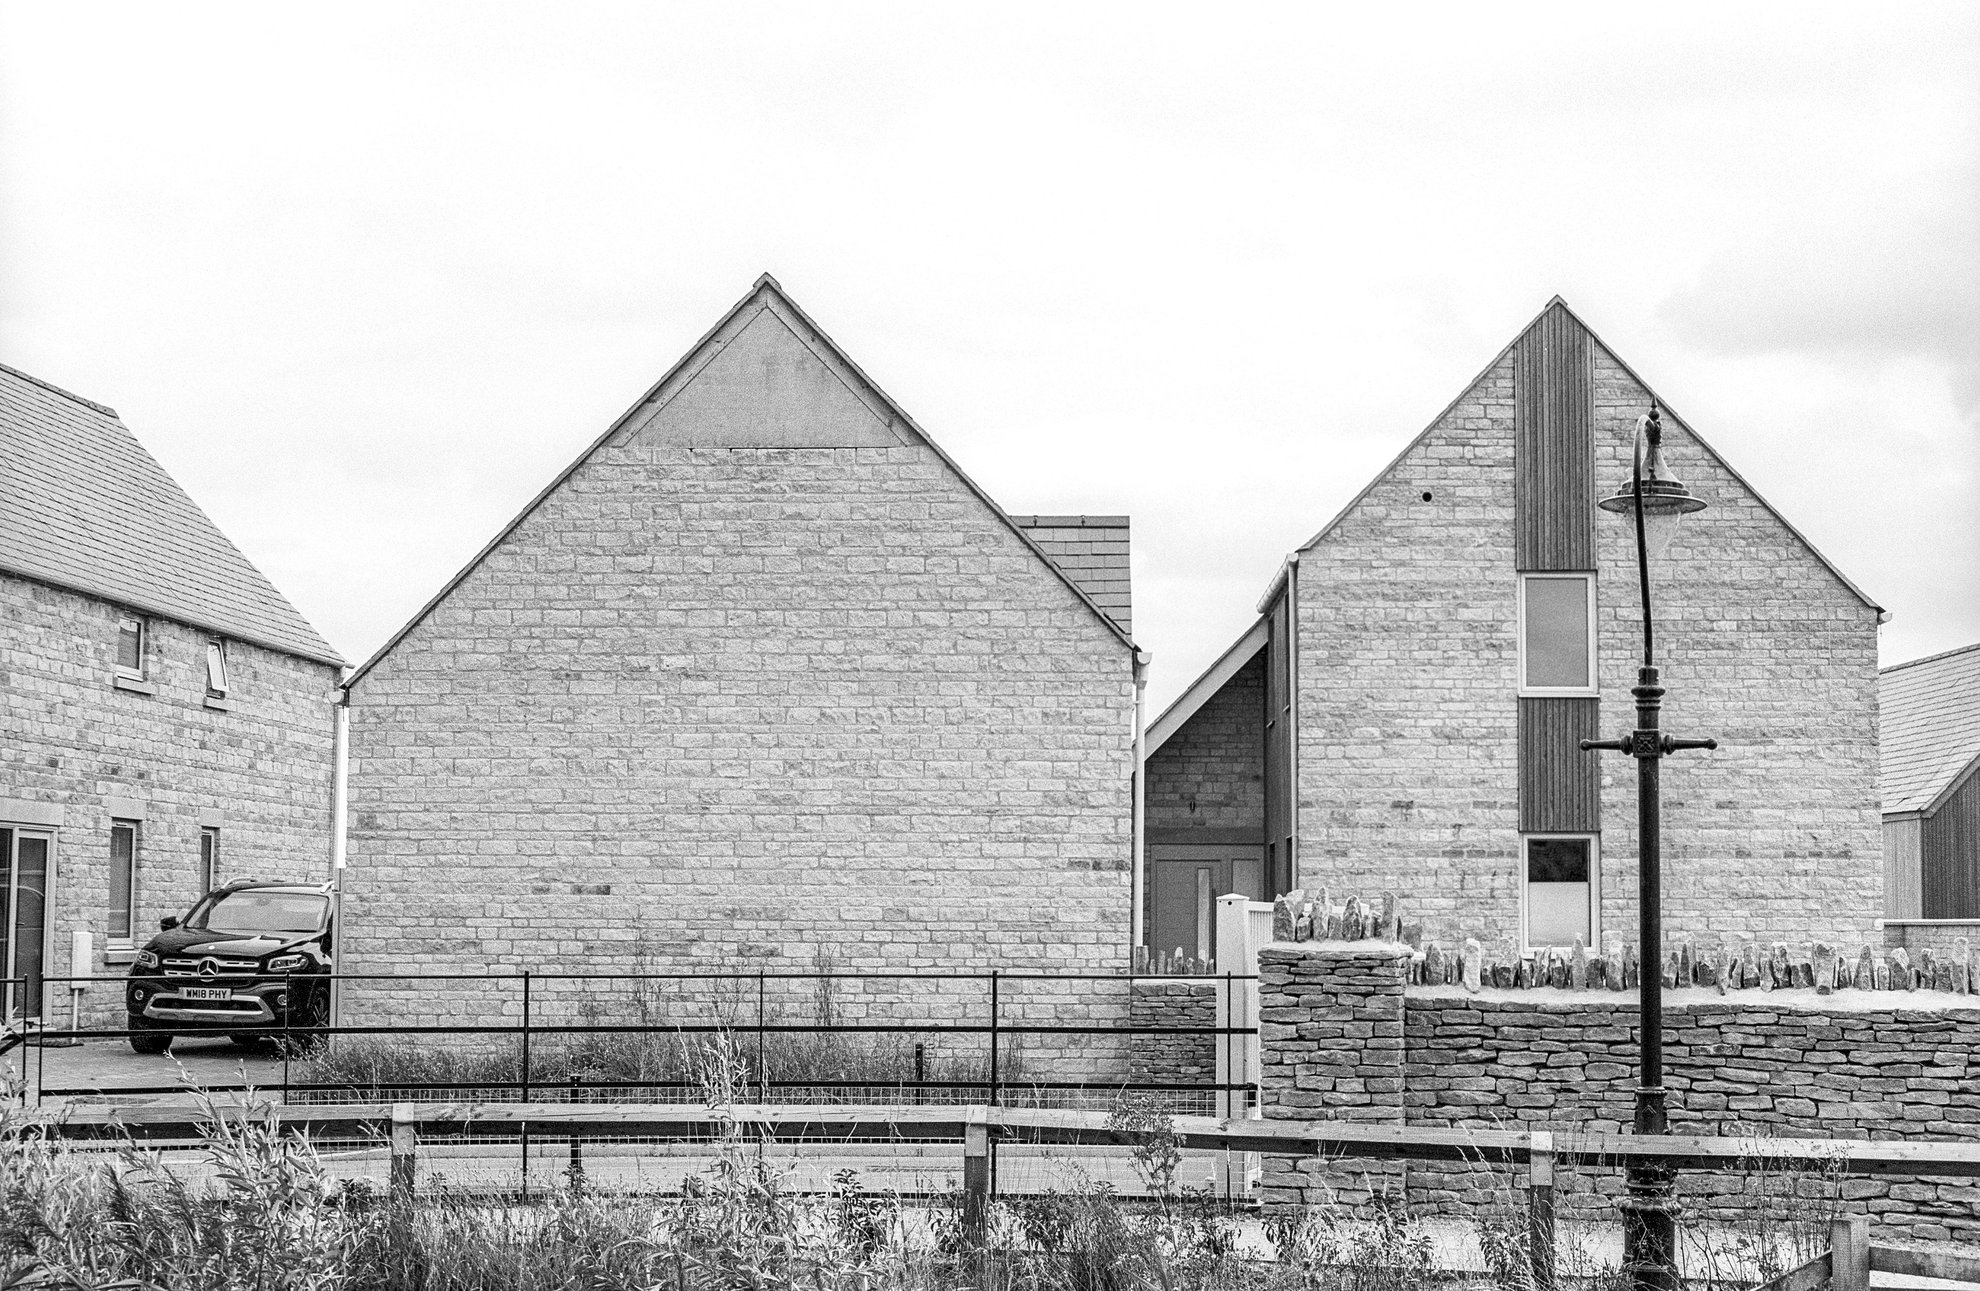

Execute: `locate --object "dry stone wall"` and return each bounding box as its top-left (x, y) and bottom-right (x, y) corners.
top-left (1127, 978), bottom-right (1219, 1112)
top-left (1259, 940), bottom-right (1980, 1243)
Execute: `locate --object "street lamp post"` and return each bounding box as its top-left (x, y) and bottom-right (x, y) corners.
top-left (1582, 404), bottom-right (1716, 1291)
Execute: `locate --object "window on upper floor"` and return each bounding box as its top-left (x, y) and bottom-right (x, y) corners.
top-left (1518, 573), bottom-right (1596, 696)
top-left (1523, 834), bottom-right (1598, 951)
top-left (116, 617), bottom-right (146, 680)
top-left (205, 640), bottom-right (229, 698)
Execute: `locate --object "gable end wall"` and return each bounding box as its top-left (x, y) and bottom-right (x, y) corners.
top-left (1292, 339), bottom-right (1881, 951)
top-left (342, 433), bottom-right (1134, 1023)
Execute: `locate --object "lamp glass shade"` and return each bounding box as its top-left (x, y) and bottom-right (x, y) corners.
top-left (1642, 506), bottom-right (1682, 562)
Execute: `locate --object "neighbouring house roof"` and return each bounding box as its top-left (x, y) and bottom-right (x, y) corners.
top-left (1144, 617), bottom-right (1268, 757)
top-left (0, 361), bottom-right (344, 667)
top-left (346, 274), bottom-right (1137, 687)
top-left (1294, 297), bottom-right (1884, 618)
top-left (1009, 515), bottom-right (1132, 635)
top-left (1881, 642), bottom-right (1980, 817)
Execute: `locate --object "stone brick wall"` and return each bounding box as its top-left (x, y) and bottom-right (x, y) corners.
top-left (1883, 920), bottom-right (1980, 959)
top-left (343, 436), bottom-right (1136, 1029)
top-left (1292, 333), bottom-right (1882, 951)
top-left (1145, 652), bottom-right (1264, 838)
top-left (0, 572), bottom-right (338, 1023)
top-left (1259, 941), bottom-right (1980, 1242)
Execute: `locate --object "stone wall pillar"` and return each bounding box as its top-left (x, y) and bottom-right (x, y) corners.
top-left (1257, 941), bottom-right (1411, 1211)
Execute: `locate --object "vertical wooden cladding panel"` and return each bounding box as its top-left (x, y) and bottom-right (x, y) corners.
top-left (1514, 307), bottom-right (1595, 572)
top-left (1262, 591), bottom-right (1294, 896)
top-left (1884, 818), bottom-right (1922, 919)
top-left (1518, 698), bottom-right (1601, 832)
top-left (1921, 768), bottom-right (1980, 918)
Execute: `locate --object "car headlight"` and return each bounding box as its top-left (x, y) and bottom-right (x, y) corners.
top-left (267, 954), bottom-right (309, 973)
top-left (134, 950), bottom-right (160, 969)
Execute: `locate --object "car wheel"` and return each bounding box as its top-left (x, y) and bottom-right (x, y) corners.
top-left (129, 1027), bottom-right (171, 1056)
top-left (228, 1034), bottom-right (266, 1048)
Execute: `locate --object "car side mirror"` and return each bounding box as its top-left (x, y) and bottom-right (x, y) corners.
top-left (159, 913), bottom-right (181, 931)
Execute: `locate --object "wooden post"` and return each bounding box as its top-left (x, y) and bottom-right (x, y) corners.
top-left (962, 1108), bottom-right (991, 1248)
top-left (389, 1103), bottom-right (416, 1200)
top-left (1528, 1130), bottom-right (1556, 1291)
top-left (1829, 1214), bottom-right (1869, 1291)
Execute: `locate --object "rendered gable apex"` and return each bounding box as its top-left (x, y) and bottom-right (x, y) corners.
top-left (345, 275), bottom-right (1135, 686)
top-left (1292, 297), bottom-right (1882, 616)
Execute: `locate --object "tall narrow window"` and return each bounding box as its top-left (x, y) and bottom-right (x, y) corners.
top-left (1524, 835), bottom-right (1597, 949)
top-left (109, 820), bottom-right (138, 942)
top-left (116, 617), bottom-right (146, 680)
top-left (199, 827), bottom-right (220, 893)
top-left (1518, 574), bottom-right (1596, 695)
top-left (205, 641), bottom-right (229, 698)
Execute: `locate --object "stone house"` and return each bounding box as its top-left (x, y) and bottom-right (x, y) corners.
top-left (338, 276), bottom-right (1144, 1010)
top-left (1879, 641), bottom-right (1980, 923)
top-left (1145, 299), bottom-right (1884, 962)
top-left (0, 362), bottom-right (345, 1024)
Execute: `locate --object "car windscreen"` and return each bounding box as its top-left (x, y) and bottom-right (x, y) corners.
top-left (191, 891), bottom-right (328, 936)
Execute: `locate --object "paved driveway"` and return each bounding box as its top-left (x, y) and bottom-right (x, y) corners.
top-left (12, 1034), bottom-right (293, 1106)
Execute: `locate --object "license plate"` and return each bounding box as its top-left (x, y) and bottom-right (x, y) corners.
top-left (181, 987), bottom-right (232, 1001)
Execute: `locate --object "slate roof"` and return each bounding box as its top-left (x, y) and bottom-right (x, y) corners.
top-left (0, 362), bottom-right (344, 667)
top-left (1881, 642), bottom-right (1980, 816)
top-left (1009, 515), bottom-right (1132, 635)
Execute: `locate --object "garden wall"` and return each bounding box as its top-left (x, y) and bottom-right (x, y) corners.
top-left (1259, 941), bottom-right (1980, 1242)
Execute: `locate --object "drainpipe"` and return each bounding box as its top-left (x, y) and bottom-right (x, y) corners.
top-left (1286, 557), bottom-right (1300, 892)
top-left (1130, 649), bottom-right (1152, 960)
top-left (329, 682), bottom-right (350, 1026)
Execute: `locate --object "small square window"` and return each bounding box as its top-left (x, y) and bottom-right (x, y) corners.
top-left (205, 641), bottom-right (229, 697)
top-left (1518, 574), bottom-right (1596, 695)
top-left (1523, 835), bottom-right (1598, 950)
top-left (116, 617), bottom-right (146, 679)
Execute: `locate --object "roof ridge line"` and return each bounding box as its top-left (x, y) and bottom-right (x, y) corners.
top-left (0, 361), bottom-right (119, 418)
top-left (1882, 640), bottom-right (1980, 675)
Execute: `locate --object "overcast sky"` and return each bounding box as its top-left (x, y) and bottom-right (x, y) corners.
top-left (3, 3), bottom-right (1974, 713)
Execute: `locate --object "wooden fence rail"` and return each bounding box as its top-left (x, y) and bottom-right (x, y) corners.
top-left (22, 1103), bottom-right (1980, 1289)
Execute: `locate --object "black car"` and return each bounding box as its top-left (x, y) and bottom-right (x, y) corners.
top-left (125, 879), bottom-right (335, 1054)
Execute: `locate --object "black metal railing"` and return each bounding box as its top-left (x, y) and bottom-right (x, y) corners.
top-left (4, 968), bottom-right (1259, 1118)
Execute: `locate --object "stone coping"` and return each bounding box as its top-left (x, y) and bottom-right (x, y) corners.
top-left (1260, 939), bottom-right (1413, 956)
top-left (1409, 982), bottom-right (1980, 1016)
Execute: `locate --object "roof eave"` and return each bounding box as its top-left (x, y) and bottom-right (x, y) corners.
top-left (1145, 617), bottom-right (1269, 757)
top-left (0, 564), bottom-right (347, 669)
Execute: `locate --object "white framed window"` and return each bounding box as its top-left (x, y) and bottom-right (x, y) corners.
top-left (205, 640), bottom-right (229, 698)
top-left (109, 819), bottom-right (139, 945)
top-left (199, 826), bottom-right (220, 893)
top-left (116, 617), bottom-right (146, 680)
top-left (1517, 573), bottom-right (1596, 696)
top-left (1522, 834), bottom-right (1598, 951)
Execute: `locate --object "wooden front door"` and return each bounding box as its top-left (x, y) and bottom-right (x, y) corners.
top-left (1147, 845), bottom-right (1266, 968)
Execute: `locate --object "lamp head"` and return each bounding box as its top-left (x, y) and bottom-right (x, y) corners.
top-left (1598, 405), bottom-right (1706, 558)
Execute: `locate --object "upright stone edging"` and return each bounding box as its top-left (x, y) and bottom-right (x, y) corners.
top-left (1257, 940), bottom-right (1412, 1211)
